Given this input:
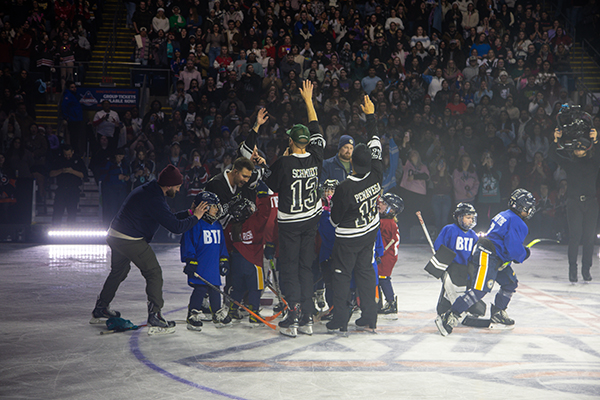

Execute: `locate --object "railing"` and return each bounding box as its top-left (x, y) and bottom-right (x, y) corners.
top-left (100, 1), bottom-right (123, 87)
top-left (130, 67), bottom-right (173, 97)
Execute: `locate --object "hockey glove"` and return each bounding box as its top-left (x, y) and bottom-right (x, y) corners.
top-left (264, 242), bottom-right (276, 260)
top-left (524, 247), bottom-right (531, 261)
top-left (184, 260), bottom-right (198, 276)
top-left (219, 258), bottom-right (229, 276)
top-left (256, 180), bottom-right (269, 198)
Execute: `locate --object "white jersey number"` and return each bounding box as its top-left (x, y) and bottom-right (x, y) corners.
top-left (355, 197), bottom-right (378, 228)
top-left (290, 177), bottom-right (318, 213)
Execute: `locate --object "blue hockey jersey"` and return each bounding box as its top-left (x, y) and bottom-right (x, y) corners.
top-left (318, 209), bottom-right (336, 263)
top-left (434, 223), bottom-right (478, 265)
top-left (180, 219), bottom-right (229, 286)
top-left (486, 209), bottom-right (528, 263)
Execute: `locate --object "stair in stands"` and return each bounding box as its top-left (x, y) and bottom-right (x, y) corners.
top-left (34, 103), bottom-right (59, 132)
top-left (570, 43), bottom-right (600, 92)
top-left (84, 1), bottom-right (135, 88)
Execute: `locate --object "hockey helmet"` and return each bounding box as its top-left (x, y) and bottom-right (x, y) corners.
top-left (229, 196), bottom-right (257, 223)
top-left (508, 188), bottom-right (536, 220)
top-left (556, 104), bottom-right (594, 153)
top-left (321, 179), bottom-right (339, 199)
top-left (194, 191), bottom-right (223, 224)
top-left (379, 193), bottom-right (404, 216)
top-left (453, 202), bottom-right (477, 230)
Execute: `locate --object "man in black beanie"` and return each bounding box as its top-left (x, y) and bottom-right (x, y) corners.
top-left (91, 164), bottom-right (208, 334)
top-left (326, 95), bottom-right (384, 335)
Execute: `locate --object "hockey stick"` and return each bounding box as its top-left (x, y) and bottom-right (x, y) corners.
top-left (416, 211), bottom-right (435, 254)
top-left (194, 272), bottom-right (277, 330)
top-left (263, 282), bottom-right (289, 321)
top-left (384, 238), bottom-right (396, 251)
top-left (498, 238), bottom-right (559, 271)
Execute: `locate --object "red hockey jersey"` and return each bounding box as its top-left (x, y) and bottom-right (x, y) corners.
top-left (379, 218), bottom-right (400, 276)
top-left (225, 196), bottom-right (272, 266)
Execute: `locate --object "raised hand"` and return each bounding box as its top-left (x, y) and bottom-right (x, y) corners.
top-left (361, 95), bottom-right (375, 115)
top-left (299, 80), bottom-right (314, 103)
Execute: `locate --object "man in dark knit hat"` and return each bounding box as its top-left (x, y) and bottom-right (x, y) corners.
top-left (91, 164), bottom-right (208, 334)
top-left (321, 134), bottom-right (355, 183)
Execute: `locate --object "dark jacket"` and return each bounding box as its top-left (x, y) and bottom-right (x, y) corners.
top-left (110, 180), bottom-right (198, 242)
top-left (321, 154), bottom-right (352, 184)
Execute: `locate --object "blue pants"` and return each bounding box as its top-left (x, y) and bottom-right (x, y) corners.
top-left (229, 252), bottom-right (264, 310)
top-left (189, 284), bottom-right (221, 312)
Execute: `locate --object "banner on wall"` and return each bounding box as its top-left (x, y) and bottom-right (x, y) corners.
top-left (76, 88), bottom-right (139, 110)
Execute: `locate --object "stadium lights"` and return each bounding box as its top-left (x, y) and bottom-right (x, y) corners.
top-left (47, 230), bottom-right (108, 237)
top-left (477, 232), bottom-right (487, 237)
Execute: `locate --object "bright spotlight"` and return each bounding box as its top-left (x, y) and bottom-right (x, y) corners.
top-left (47, 230), bottom-right (108, 237)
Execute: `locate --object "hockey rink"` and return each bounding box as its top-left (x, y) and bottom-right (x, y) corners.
top-left (1, 242), bottom-right (599, 400)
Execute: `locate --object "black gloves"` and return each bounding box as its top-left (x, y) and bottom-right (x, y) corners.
top-left (184, 260), bottom-right (198, 276)
top-left (220, 258), bottom-right (229, 276)
top-left (264, 242), bottom-right (276, 260)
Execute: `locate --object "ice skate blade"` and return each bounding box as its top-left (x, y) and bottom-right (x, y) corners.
top-left (248, 322), bottom-right (266, 328)
top-left (327, 328), bottom-right (349, 337)
top-left (199, 314), bottom-right (213, 322)
top-left (148, 326), bottom-right (176, 335)
top-left (355, 326), bottom-right (377, 334)
top-left (379, 313), bottom-right (398, 320)
top-left (214, 322), bottom-right (234, 329)
top-left (488, 322), bottom-right (515, 330)
top-left (434, 316), bottom-right (450, 337)
top-left (279, 327), bottom-right (297, 337)
top-left (187, 324), bottom-right (202, 332)
top-left (298, 325), bottom-right (313, 335)
top-left (89, 317), bottom-right (107, 324)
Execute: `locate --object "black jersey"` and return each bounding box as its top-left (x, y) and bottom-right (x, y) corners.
top-left (266, 121), bottom-right (325, 225)
top-left (330, 114), bottom-right (383, 242)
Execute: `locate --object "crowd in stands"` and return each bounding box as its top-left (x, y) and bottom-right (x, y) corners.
top-left (1, 0), bottom-right (600, 241)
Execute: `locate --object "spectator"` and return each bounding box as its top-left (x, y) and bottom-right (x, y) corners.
top-left (98, 148), bottom-right (131, 227)
top-left (133, 27), bottom-right (151, 66)
top-left (93, 100), bottom-right (121, 150)
top-left (49, 144), bottom-right (86, 224)
top-left (169, 6), bottom-right (186, 32)
top-left (132, 1), bottom-right (153, 34)
top-left (452, 153), bottom-right (479, 204)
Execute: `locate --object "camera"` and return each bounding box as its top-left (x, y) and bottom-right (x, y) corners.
top-left (557, 105), bottom-right (594, 152)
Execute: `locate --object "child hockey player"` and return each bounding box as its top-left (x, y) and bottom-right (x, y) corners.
top-left (225, 182), bottom-right (272, 326)
top-left (316, 179), bottom-right (339, 321)
top-left (377, 193), bottom-right (403, 317)
top-left (435, 189), bottom-right (535, 336)
top-left (181, 191), bottom-right (232, 331)
top-left (433, 203), bottom-right (482, 317)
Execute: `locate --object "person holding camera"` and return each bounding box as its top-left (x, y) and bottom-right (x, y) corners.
top-left (548, 106), bottom-right (599, 283)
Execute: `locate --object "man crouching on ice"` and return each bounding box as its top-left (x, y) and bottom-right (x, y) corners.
top-left (435, 188), bottom-right (536, 336)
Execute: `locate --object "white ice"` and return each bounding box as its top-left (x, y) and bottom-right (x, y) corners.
top-left (1, 242), bottom-right (599, 400)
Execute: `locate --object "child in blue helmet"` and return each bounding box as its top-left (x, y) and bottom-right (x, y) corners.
top-left (181, 191), bottom-right (232, 331)
top-left (435, 188), bottom-right (535, 336)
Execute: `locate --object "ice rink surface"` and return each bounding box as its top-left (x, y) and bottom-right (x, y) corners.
top-left (1, 242), bottom-right (599, 400)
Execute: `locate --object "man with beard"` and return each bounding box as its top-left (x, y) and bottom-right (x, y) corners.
top-left (91, 165), bottom-right (207, 334)
top-left (321, 135), bottom-right (354, 183)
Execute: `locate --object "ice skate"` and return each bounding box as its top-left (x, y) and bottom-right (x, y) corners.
top-left (186, 309), bottom-right (204, 332)
top-left (90, 299), bottom-right (121, 324)
top-left (272, 302), bottom-right (285, 315)
top-left (583, 269), bottom-right (592, 283)
top-left (326, 319), bottom-right (348, 337)
top-left (228, 303), bottom-right (244, 322)
top-left (247, 305), bottom-right (265, 328)
top-left (147, 303), bottom-right (176, 335)
top-left (298, 314), bottom-right (314, 335)
top-left (313, 289), bottom-right (326, 311)
top-left (435, 310), bottom-right (460, 336)
top-left (489, 304), bottom-right (515, 330)
top-left (279, 303), bottom-right (300, 337)
top-left (378, 296), bottom-right (398, 320)
top-left (354, 316), bottom-right (377, 334)
top-left (318, 307), bottom-right (334, 322)
top-left (212, 306), bottom-right (233, 328)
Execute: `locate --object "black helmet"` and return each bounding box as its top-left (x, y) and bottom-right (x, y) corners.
top-left (194, 191), bottom-right (223, 224)
top-left (509, 188), bottom-right (536, 220)
top-left (229, 197), bottom-right (257, 223)
top-left (453, 202), bottom-right (477, 230)
top-left (321, 179), bottom-right (339, 197)
top-left (556, 104), bottom-right (594, 152)
top-left (380, 193), bottom-right (404, 215)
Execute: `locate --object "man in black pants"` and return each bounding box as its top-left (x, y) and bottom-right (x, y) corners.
top-left (49, 145), bottom-right (86, 224)
top-left (549, 106), bottom-right (599, 283)
top-left (266, 80), bottom-right (325, 337)
top-left (327, 95), bottom-right (383, 334)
